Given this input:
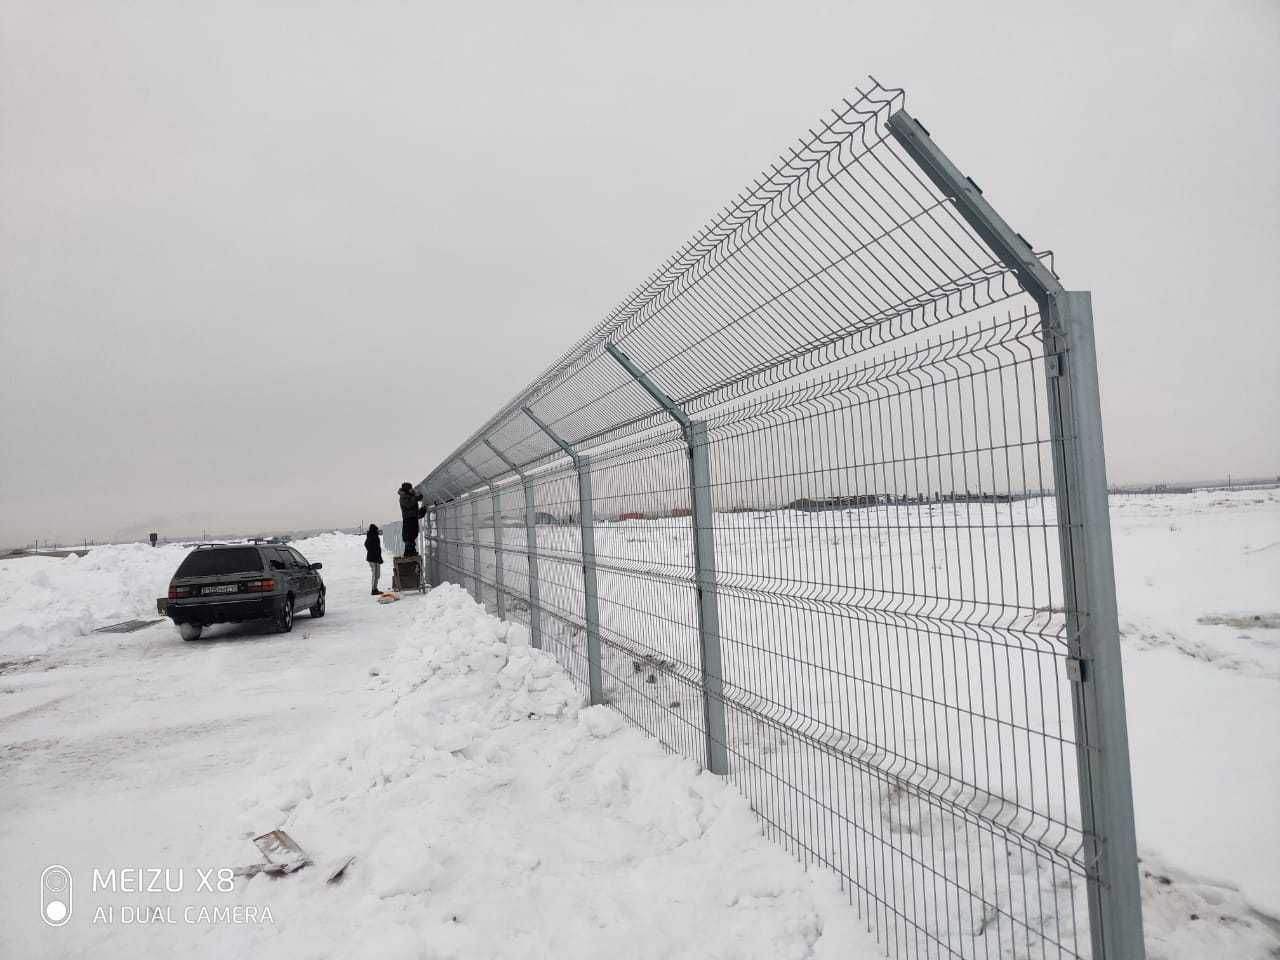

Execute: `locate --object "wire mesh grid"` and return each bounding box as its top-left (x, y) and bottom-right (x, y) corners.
top-left (700, 304), bottom-right (1085, 958)
top-left (416, 78), bottom-right (1128, 959)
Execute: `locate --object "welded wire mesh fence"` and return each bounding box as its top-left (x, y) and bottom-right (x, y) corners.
top-left (414, 80), bottom-right (1143, 959)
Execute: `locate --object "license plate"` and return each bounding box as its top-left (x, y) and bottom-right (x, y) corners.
top-left (201, 584), bottom-right (239, 595)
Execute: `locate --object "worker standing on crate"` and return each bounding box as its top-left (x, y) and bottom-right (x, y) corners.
top-left (365, 524), bottom-right (383, 595)
top-left (398, 482), bottom-right (425, 557)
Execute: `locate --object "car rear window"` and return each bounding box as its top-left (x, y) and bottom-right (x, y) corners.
top-left (174, 547), bottom-right (264, 578)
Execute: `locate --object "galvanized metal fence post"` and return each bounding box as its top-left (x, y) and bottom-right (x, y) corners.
top-left (487, 483), bottom-right (505, 618)
top-left (438, 502), bottom-right (450, 586)
top-left (426, 504), bottom-right (438, 587)
top-left (469, 494), bottom-right (482, 602)
top-left (1046, 290), bottom-right (1144, 960)
top-left (605, 344), bottom-right (729, 775)
top-left (522, 480), bottom-right (543, 649)
top-left (524, 407), bottom-right (604, 704)
top-left (685, 420), bottom-right (729, 775)
top-left (888, 108), bottom-right (1145, 960)
top-left (576, 455), bottom-right (604, 704)
top-left (430, 504), bottom-right (440, 586)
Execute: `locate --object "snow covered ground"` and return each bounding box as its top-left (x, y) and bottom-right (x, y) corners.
top-left (0, 533), bottom-right (879, 959)
top-left (1108, 490), bottom-right (1280, 958)
top-left (0, 490), bottom-right (1276, 958)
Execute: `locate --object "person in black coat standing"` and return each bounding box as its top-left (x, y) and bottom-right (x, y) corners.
top-left (398, 482), bottom-right (425, 557)
top-left (365, 524), bottom-right (383, 595)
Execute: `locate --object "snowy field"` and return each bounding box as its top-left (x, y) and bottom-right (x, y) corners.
top-left (0, 490), bottom-right (1276, 958)
top-left (0, 534), bottom-right (879, 959)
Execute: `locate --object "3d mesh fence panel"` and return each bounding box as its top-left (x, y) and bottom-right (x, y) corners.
top-left (511, 466), bottom-right (593, 689)
top-left (416, 80), bottom-right (1142, 960)
top-left (584, 432), bottom-right (709, 763)
top-left (470, 486), bottom-right (499, 611)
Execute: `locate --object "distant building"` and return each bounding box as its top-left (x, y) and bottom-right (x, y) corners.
top-left (788, 495), bottom-right (881, 512)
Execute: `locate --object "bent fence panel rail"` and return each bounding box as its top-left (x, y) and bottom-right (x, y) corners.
top-left (417, 79), bottom-right (1143, 959)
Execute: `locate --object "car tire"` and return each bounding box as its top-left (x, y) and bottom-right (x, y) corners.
top-left (179, 623), bottom-right (203, 642)
top-left (309, 589), bottom-right (326, 618)
top-left (276, 596), bottom-right (294, 633)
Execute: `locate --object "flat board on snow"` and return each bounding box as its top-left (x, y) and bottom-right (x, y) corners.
top-left (253, 830), bottom-right (311, 872)
top-left (93, 618), bottom-right (163, 634)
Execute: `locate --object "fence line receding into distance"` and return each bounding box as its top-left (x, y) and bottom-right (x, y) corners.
top-left (412, 79), bottom-right (1144, 960)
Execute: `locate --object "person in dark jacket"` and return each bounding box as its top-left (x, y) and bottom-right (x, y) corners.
top-left (365, 524), bottom-right (383, 595)
top-left (399, 482), bottom-right (425, 557)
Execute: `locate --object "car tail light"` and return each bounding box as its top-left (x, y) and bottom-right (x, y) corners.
top-left (244, 579), bottom-right (276, 593)
top-left (168, 585), bottom-right (191, 599)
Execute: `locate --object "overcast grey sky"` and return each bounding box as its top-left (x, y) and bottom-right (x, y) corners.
top-left (2, 0), bottom-right (1277, 546)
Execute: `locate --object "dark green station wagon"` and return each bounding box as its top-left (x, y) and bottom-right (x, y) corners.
top-left (161, 541), bottom-right (325, 641)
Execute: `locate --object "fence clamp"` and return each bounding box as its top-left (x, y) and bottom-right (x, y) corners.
top-left (1066, 656), bottom-right (1088, 683)
top-left (1046, 353), bottom-right (1065, 379)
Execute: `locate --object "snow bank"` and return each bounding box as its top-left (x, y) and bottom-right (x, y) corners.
top-left (0, 532), bottom-right (357, 659)
top-left (182, 584), bottom-right (879, 959)
top-left (0, 543), bottom-right (189, 657)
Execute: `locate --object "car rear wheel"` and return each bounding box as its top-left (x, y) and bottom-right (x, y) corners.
top-left (179, 623), bottom-right (203, 642)
top-left (309, 589), bottom-right (326, 618)
top-left (276, 596), bottom-right (294, 633)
